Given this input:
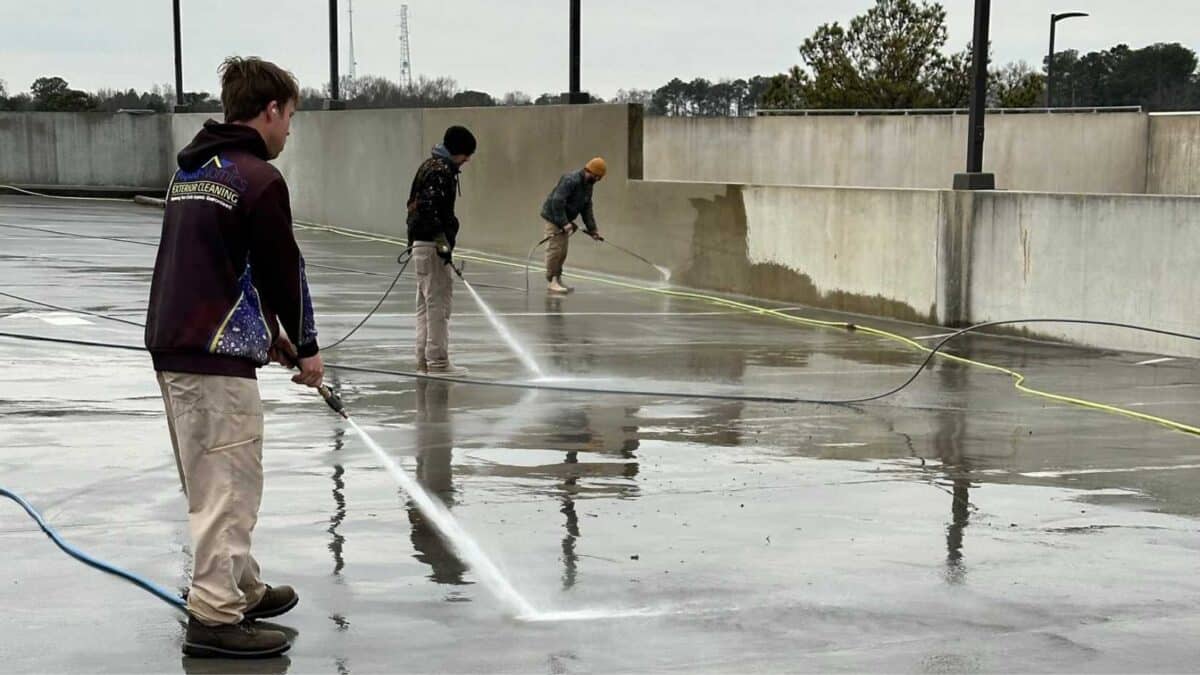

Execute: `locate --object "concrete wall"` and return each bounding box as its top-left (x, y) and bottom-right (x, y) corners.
top-left (644, 113), bottom-right (1151, 194)
top-left (167, 105), bottom-right (1200, 355)
top-left (173, 105), bottom-right (722, 283)
top-left (0, 112), bottom-right (171, 189)
top-left (172, 109), bottom-right (427, 232)
top-left (739, 186), bottom-right (941, 321)
top-left (963, 191), bottom-right (1200, 356)
top-left (1147, 113), bottom-right (1200, 195)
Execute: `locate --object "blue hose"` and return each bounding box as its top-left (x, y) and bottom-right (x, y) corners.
top-left (0, 486), bottom-right (188, 613)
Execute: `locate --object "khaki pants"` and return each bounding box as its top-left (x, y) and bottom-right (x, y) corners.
top-left (413, 242), bottom-right (454, 369)
top-left (544, 221), bottom-right (570, 281)
top-left (157, 371), bottom-right (267, 625)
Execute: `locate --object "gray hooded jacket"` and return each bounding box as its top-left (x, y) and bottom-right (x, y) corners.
top-left (540, 169), bottom-right (596, 232)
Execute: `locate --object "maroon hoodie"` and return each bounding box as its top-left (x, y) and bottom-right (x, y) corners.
top-left (145, 120), bottom-right (319, 379)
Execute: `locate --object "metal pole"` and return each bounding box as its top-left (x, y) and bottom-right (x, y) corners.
top-left (1046, 17), bottom-right (1056, 107)
top-left (965, 0), bottom-right (990, 174)
top-left (952, 0), bottom-right (994, 189)
top-left (329, 0), bottom-right (340, 99)
top-left (569, 0), bottom-right (581, 98)
top-left (1045, 13), bottom-right (1088, 109)
top-left (172, 0), bottom-right (184, 107)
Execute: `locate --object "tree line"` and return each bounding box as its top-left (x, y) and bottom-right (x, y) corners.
top-left (3, 1), bottom-right (1198, 115)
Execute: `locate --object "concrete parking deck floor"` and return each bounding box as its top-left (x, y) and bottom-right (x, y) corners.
top-left (1, 195), bottom-right (1199, 673)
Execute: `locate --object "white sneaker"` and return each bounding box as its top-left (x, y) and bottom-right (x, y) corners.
top-left (426, 363), bottom-right (469, 377)
top-left (548, 278), bottom-right (571, 294)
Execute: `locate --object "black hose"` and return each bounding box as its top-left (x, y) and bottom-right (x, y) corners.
top-left (322, 249), bottom-right (411, 351)
top-left (0, 290), bottom-right (144, 328)
top-left (3, 318), bottom-right (1198, 409)
top-left (523, 227), bottom-right (579, 292)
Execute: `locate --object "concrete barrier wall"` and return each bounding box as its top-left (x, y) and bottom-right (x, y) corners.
top-left (173, 109), bottom-right (426, 232)
top-left (167, 105), bottom-right (1200, 355)
top-left (1147, 113), bottom-right (1200, 195)
top-left (963, 191), bottom-right (1200, 356)
top-left (644, 113), bottom-right (1151, 194)
top-left (173, 105), bottom-right (723, 283)
top-left (0, 112), bottom-right (171, 189)
top-left (739, 186), bottom-right (941, 321)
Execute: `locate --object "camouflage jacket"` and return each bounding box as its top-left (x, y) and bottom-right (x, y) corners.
top-left (406, 148), bottom-right (460, 248)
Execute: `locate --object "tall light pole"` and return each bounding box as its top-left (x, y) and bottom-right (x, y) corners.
top-left (565, 0), bottom-right (589, 103)
top-left (953, 0), bottom-right (994, 190)
top-left (172, 0), bottom-right (186, 111)
top-left (325, 0), bottom-right (345, 109)
top-left (1046, 12), bottom-right (1088, 107)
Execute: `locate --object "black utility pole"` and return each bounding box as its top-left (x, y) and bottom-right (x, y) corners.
top-left (953, 0), bottom-right (995, 190)
top-left (1045, 12), bottom-right (1089, 107)
top-left (564, 0), bottom-right (590, 103)
top-left (325, 0), bottom-right (346, 109)
top-left (172, 0), bottom-right (187, 112)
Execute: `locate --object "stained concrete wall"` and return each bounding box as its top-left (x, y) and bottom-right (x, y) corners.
top-left (166, 105), bottom-right (1200, 355)
top-left (0, 112), bottom-right (171, 189)
top-left (962, 191), bottom-right (1200, 356)
top-left (644, 113), bottom-right (1151, 194)
top-left (1147, 113), bottom-right (1200, 195)
top-left (172, 105), bottom-right (722, 283)
top-left (740, 186), bottom-right (941, 321)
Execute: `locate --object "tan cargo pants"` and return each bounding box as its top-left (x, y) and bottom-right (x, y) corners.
top-left (413, 242), bottom-right (455, 369)
top-left (157, 371), bottom-right (268, 625)
top-left (544, 221), bottom-right (570, 281)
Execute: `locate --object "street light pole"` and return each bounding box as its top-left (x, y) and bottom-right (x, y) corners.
top-left (953, 0), bottom-right (994, 190)
top-left (563, 0), bottom-right (590, 103)
top-left (1045, 12), bottom-right (1089, 107)
top-left (325, 0), bottom-right (345, 109)
top-left (172, 0), bottom-right (187, 112)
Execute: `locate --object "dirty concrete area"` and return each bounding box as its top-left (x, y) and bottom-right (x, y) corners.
top-left (1, 195), bottom-right (1199, 673)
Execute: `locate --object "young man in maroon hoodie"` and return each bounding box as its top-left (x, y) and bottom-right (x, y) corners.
top-left (145, 56), bottom-right (322, 659)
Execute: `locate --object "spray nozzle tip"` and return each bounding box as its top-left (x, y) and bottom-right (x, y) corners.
top-left (318, 385), bottom-right (347, 416)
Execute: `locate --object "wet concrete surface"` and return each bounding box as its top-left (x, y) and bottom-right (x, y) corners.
top-left (2, 195), bottom-right (1199, 673)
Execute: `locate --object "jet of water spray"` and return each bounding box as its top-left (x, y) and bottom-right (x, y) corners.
top-left (345, 417), bottom-right (539, 617)
top-left (461, 278), bottom-right (546, 378)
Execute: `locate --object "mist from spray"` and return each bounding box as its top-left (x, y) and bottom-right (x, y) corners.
top-left (461, 278), bottom-right (546, 378)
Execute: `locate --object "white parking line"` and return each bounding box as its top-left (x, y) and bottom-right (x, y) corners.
top-left (1021, 463), bottom-right (1200, 478)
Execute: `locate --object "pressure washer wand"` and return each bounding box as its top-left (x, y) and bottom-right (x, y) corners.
top-left (603, 239), bottom-right (669, 280)
top-left (317, 383), bottom-right (348, 419)
top-left (281, 351), bottom-right (348, 418)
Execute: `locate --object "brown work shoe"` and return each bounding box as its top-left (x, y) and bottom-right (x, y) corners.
top-left (183, 617), bottom-right (290, 659)
top-left (243, 585), bottom-right (299, 621)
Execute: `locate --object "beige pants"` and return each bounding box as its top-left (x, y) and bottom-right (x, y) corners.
top-left (544, 221), bottom-right (570, 281)
top-left (413, 242), bottom-right (454, 369)
top-left (157, 371), bottom-right (267, 625)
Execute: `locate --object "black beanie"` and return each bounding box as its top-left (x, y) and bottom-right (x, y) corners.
top-left (444, 125), bottom-right (477, 156)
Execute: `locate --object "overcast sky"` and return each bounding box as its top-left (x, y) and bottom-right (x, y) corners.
top-left (2, 1), bottom-right (1199, 98)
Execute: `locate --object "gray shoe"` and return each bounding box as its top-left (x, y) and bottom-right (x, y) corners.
top-left (426, 363), bottom-right (469, 377)
top-left (183, 617), bottom-right (290, 659)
